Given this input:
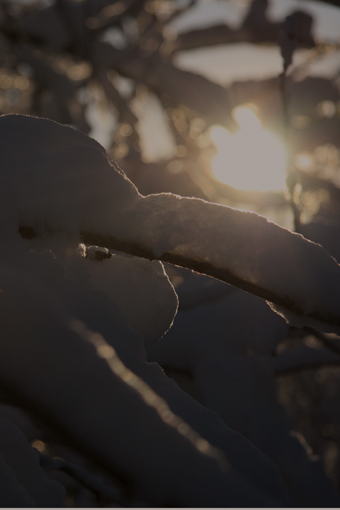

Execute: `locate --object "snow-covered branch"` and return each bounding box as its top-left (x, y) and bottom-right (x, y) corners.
top-left (3, 114), bottom-right (340, 334)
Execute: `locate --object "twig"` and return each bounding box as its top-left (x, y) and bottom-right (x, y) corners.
top-left (291, 42), bottom-right (340, 80)
top-left (279, 14), bottom-right (301, 232)
top-left (172, 1), bottom-right (315, 54)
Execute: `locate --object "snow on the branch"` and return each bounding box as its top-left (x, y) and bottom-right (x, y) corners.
top-left (2, 114), bottom-right (340, 331)
top-left (0, 114), bottom-right (139, 236)
top-left (0, 418), bottom-right (65, 507)
top-left (0, 236), bottom-right (293, 505)
top-left (148, 271), bottom-right (340, 507)
top-left (273, 343), bottom-right (340, 374)
top-left (0, 264), bottom-right (293, 507)
top-left (0, 453), bottom-right (35, 507)
top-left (149, 272), bottom-right (287, 365)
top-left (0, 114), bottom-right (179, 345)
top-left (85, 253), bottom-right (178, 346)
top-left (124, 193), bottom-right (340, 330)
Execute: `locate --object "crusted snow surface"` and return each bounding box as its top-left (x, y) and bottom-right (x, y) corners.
top-left (0, 263), bottom-right (294, 507)
top-left (0, 114), bottom-right (178, 346)
top-left (0, 235), bottom-right (294, 506)
top-left (0, 114), bottom-right (299, 506)
top-left (126, 193), bottom-right (340, 327)
top-left (0, 114), bottom-right (139, 236)
top-left (148, 271), bottom-right (288, 369)
top-left (2, 112), bottom-right (340, 504)
top-left (1, 114), bottom-right (340, 331)
top-left (148, 271), bottom-right (340, 507)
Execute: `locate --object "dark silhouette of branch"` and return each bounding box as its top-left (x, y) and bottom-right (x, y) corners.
top-left (296, 0), bottom-right (340, 8)
top-left (294, 168), bottom-right (340, 203)
top-left (172, 1), bottom-right (315, 53)
top-left (95, 67), bottom-right (138, 126)
top-left (279, 12), bottom-right (301, 232)
top-left (91, 41), bottom-right (237, 129)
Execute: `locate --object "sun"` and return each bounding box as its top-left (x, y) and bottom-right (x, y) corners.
top-left (210, 106), bottom-right (287, 192)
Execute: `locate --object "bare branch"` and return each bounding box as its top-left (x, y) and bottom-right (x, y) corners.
top-left (172, 2), bottom-right (315, 53)
top-left (91, 41), bottom-right (237, 129)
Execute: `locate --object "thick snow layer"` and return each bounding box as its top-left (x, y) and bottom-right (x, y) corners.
top-left (1, 114), bottom-right (340, 331)
top-left (125, 194), bottom-right (340, 329)
top-left (0, 227), bottom-right (293, 505)
top-left (1, 113), bottom-right (339, 505)
top-left (0, 264), bottom-right (293, 507)
top-left (148, 272), bottom-right (340, 507)
top-left (0, 123), bottom-right (294, 504)
top-left (0, 114), bottom-right (139, 237)
top-left (273, 343), bottom-right (340, 374)
top-left (0, 452), bottom-right (35, 507)
top-left (301, 221), bottom-right (340, 264)
top-left (85, 253), bottom-right (178, 346)
top-left (153, 279), bottom-right (288, 361)
top-left (0, 418), bottom-right (65, 507)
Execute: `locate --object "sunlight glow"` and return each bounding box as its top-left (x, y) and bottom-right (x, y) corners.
top-left (210, 106), bottom-right (287, 192)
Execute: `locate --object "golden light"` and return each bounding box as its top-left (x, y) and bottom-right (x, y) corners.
top-left (210, 106), bottom-right (288, 192)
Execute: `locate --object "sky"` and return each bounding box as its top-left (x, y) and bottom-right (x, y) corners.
top-left (87, 0), bottom-right (340, 207)
top-left (172, 0), bottom-right (340, 85)
top-left (173, 0), bottom-right (340, 40)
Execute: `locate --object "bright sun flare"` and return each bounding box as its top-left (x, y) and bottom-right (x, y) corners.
top-left (210, 106), bottom-right (287, 192)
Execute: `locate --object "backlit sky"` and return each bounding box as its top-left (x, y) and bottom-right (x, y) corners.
top-left (172, 0), bottom-right (340, 85)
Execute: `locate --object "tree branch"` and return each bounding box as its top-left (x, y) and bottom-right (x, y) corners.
top-left (91, 41), bottom-right (237, 129)
top-left (172, 2), bottom-right (315, 53)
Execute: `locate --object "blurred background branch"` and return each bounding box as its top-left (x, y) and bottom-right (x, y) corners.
top-left (1, 0), bottom-right (340, 504)
top-left (0, 0), bottom-right (338, 213)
